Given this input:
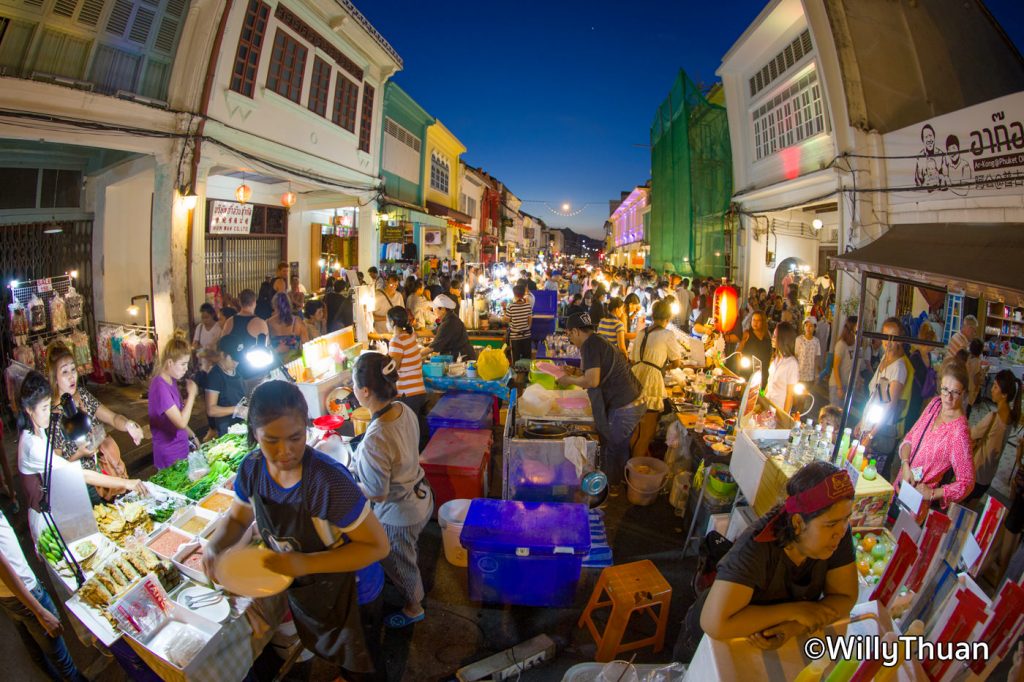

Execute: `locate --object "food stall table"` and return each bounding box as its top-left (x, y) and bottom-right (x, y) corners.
top-left (423, 369), bottom-right (512, 401)
top-left (535, 343), bottom-right (581, 368)
top-left (731, 429), bottom-right (893, 524)
top-left (683, 601), bottom-right (926, 681)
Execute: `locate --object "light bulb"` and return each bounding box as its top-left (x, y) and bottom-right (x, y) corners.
top-left (127, 305), bottom-right (139, 317)
top-left (812, 218), bottom-right (823, 230)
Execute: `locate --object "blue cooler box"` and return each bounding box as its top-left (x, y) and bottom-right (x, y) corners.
top-left (427, 392), bottom-right (493, 434)
top-left (459, 499), bottom-right (590, 606)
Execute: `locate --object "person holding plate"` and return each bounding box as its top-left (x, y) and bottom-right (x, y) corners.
top-left (204, 380), bottom-right (389, 679)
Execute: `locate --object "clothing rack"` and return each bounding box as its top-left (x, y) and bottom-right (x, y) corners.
top-left (95, 322), bottom-right (157, 385)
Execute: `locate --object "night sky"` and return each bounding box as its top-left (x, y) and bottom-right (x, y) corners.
top-left (357, 0), bottom-right (1024, 239)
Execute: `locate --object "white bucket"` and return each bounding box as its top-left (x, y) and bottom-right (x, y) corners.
top-left (438, 499), bottom-right (472, 567)
top-left (624, 457), bottom-right (668, 506)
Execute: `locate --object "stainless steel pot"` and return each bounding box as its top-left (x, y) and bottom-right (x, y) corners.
top-left (715, 376), bottom-right (745, 399)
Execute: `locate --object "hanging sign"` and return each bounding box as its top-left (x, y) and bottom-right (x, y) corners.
top-left (381, 223), bottom-right (405, 243)
top-left (209, 201), bottom-right (254, 235)
top-left (884, 90), bottom-right (1024, 203)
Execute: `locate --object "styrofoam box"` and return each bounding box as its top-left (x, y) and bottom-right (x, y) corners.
top-left (706, 513), bottom-right (730, 537)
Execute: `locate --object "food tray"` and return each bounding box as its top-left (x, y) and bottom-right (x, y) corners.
top-left (197, 490), bottom-right (235, 515)
top-left (172, 538), bottom-right (210, 585)
top-left (146, 526), bottom-right (193, 560)
top-left (170, 507), bottom-right (218, 538)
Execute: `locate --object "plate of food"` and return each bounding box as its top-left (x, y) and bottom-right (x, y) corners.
top-left (711, 442), bottom-right (733, 454)
top-left (215, 546), bottom-right (292, 598)
top-left (703, 435), bottom-right (721, 444)
top-left (72, 538), bottom-right (98, 563)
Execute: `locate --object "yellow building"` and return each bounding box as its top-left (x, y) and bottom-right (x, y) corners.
top-left (423, 120), bottom-right (471, 260)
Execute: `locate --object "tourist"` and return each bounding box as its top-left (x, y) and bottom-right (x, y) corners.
top-left (148, 332), bottom-right (198, 470)
top-left (629, 300), bottom-right (681, 459)
top-left (267, 292), bottom-right (309, 354)
top-left (965, 370), bottom-right (1020, 505)
top-left (765, 322), bottom-right (800, 413)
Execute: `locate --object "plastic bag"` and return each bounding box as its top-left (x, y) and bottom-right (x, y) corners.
top-left (518, 383), bottom-right (556, 417)
top-left (49, 294), bottom-right (68, 330)
top-left (65, 286), bottom-right (83, 322)
top-left (27, 294), bottom-right (46, 332)
top-left (476, 346), bottom-right (509, 381)
top-left (9, 302), bottom-right (29, 336)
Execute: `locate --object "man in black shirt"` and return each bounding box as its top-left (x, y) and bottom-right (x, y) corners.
top-left (205, 336), bottom-right (248, 436)
top-left (557, 312), bottom-right (645, 489)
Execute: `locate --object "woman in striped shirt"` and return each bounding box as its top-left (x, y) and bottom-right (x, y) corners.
top-left (597, 297), bottom-right (627, 355)
top-left (387, 307), bottom-right (429, 447)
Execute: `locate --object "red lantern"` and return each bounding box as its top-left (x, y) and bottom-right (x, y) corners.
top-left (234, 183), bottom-right (251, 204)
top-left (714, 283), bottom-right (739, 333)
top-left (280, 191), bottom-right (297, 208)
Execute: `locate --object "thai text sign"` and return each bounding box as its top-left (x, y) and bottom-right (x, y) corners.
top-left (884, 91), bottom-right (1023, 202)
top-left (209, 201), bottom-right (254, 235)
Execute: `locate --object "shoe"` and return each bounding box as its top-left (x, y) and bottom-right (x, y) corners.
top-left (384, 611), bottom-right (425, 629)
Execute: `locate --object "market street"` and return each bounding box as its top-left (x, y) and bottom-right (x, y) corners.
top-left (2, 0), bottom-right (1024, 681)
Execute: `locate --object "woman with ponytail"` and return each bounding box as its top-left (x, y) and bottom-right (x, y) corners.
top-left (385, 307), bottom-right (427, 415)
top-left (148, 331), bottom-right (198, 469)
top-left (967, 369), bottom-right (1022, 504)
top-left (351, 352), bottom-right (433, 630)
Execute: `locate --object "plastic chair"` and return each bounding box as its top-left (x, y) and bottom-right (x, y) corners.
top-left (577, 559), bottom-right (672, 662)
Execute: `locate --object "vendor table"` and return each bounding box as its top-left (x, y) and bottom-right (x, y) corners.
top-left (683, 601), bottom-right (925, 681)
top-left (424, 369), bottom-right (512, 401)
top-left (731, 429), bottom-right (893, 524)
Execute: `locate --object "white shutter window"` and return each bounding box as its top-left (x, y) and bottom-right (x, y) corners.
top-left (76, 0), bottom-right (106, 26)
top-left (89, 42), bottom-right (141, 92)
top-left (0, 18), bottom-right (36, 73)
top-left (53, 0), bottom-right (78, 18)
top-left (126, 5), bottom-right (153, 43)
top-left (34, 27), bottom-right (89, 77)
top-left (105, 0), bottom-right (132, 35)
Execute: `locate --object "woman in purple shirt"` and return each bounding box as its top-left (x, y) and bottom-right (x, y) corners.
top-left (147, 332), bottom-right (198, 469)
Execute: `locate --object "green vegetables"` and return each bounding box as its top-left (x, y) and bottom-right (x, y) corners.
top-left (149, 459), bottom-right (191, 493)
top-left (37, 528), bottom-right (67, 566)
top-left (184, 460), bottom-right (232, 501)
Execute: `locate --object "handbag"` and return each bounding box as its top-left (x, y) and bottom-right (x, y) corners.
top-left (94, 435), bottom-right (128, 501)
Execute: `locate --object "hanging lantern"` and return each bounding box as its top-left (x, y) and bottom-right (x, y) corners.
top-left (235, 183), bottom-right (252, 204)
top-left (281, 191), bottom-right (297, 208)
top-left (714, 282), bottom-right (739, 333)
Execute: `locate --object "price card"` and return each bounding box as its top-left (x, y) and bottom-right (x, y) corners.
top-left (37, 278), bottom-right (52, 292)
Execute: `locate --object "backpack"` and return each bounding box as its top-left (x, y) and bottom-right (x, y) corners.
top-left (693, 531), bottom-right (733, 595)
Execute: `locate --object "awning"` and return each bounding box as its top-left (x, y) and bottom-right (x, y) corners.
top-left (425, 200), bottom-right (472, 224)
top-left (380, 195), bottom-right (423, 212)
top-left (830, 223), bottom-right (1024, 306)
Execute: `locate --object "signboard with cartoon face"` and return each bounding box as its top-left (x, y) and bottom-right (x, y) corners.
top-left (884, 91), bottom-right (1023, 202)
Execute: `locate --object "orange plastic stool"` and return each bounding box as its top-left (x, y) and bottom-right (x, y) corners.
top-left (577, 560), bottom-right (672, 662)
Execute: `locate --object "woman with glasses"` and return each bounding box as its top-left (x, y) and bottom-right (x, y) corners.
top-left (892, 359), bottom-right (974, 514)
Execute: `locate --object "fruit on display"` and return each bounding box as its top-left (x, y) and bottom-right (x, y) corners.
top-left (854, 531), bottom-right (894, 584)
top-left (37, 528), bottom-right (68, 566)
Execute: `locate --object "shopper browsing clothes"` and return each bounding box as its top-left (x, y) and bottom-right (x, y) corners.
top-left (204, 381), bottom-right (389, 679)
top-left (675, 462), bottom-right (858, 661)
top-left (47, 341), bottom-right (142, 503)
top-left (148, 332), bottom-right (199, 470)
top-left (351, 353), bottom-right (433, 629)
top-left (557, 312), bottom-right (645, 491)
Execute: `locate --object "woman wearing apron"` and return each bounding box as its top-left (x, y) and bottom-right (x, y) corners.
top-left (628, 300), bottom-right (681, 459)
top-left (351, 352), bottom-right (433, 629)
top-left (204, 381), bottom-right (389, 679)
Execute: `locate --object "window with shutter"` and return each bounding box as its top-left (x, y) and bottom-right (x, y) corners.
top-left (53, 0), bottom-right (78, 18)
top-left (34, 28), bottom-right (89, 78)
top-left (89, 42), bottom-right (140, 92)
top-left (229, 0), bottom-right (269, 97)
top-left (357, 82), bottom-right (373, 152)
top-left (307, 56), bottom-right (329, 117)
top-left (0, 18), bottom-right (36, 75)
top-left (265, 28), bottom-right (306, 103)
top-left (331, 73), bottom-right (358, 132)
top-left (138, 56), bottom-right (169, 98)
top-left (105, 0), bottom-right (132, 35)
top-left (76, 0), bottom-right (105, 26)
top-left (127, 5), bottom-right (153, 43)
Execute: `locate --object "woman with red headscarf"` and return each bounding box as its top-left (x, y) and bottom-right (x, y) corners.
top-left (674, 461), bottom-right (858, 661)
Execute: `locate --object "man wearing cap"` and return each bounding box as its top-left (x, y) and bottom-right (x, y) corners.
top-left (205, 336), bottom-right (248, 436)
top-left (557, 312), bottom-right (646, 491)
top-left (429, 294), bottom-right (475, 361)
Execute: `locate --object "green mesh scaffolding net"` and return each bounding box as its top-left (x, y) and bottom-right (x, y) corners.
top-left (649, 70), bottom-right (732, 278)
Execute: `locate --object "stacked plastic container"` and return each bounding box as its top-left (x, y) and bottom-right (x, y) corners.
top-left (426, 392), bottom-right (493, 436)
top-left (530, 290), bottom-right (558, 343)
top-left (459, 499), bottom-right (590, 607)
top-left (419, 428), bottom-right (492, 511)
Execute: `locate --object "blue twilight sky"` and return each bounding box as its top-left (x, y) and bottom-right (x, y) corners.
top-left (357, 0), bottom-right (1024, 240)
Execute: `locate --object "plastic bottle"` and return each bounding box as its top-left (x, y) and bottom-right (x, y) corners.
top-left (695, 405), bottom-right (707, 434)
top-left (836, 428), bottom-right (852, 464)
top-left (846, 439), bottom-right (860, 464)
top-left (788, 421), bottom-right (803, 463)
top-left (863, 459), bottom-right (877, 480)
top-left (793, 655), bottom-right (831, 682)
top-left (851, 444), bottom-right (865, 471)
top-left (823, 658), bottom-right (859, 682)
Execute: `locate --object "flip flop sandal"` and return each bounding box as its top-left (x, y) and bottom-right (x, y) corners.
top-left (385, 611), bottom-right (425, 629)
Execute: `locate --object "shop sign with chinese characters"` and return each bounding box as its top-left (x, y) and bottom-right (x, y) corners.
top-left (209, 201), bottom-right (254, 235)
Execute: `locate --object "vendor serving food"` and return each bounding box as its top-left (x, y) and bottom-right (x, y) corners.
top-left (428, 294), bottom-right (475, 360)
top-left (203, 380), bottom-right (389, 678)
top-left (675, 461), bottom-right (858, 661)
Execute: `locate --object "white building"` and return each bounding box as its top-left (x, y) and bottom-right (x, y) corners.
top-left (459, 162), bottom-right (486, 263)
top-left (607, 185), bottom-right (650, 268)
top-left (0, 0), bottom-right (400, 346)
top-left (717, 0), bottom-right (1023, 323)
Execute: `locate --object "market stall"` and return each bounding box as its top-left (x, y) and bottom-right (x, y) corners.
top-left (39, 430), bottom-right (284, 682)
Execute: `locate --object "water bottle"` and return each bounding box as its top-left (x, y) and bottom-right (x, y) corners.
top-left (836, 428), bottom-right (852, 465)
top-left (806, 424), bottom-right (822, 464)
top-left (695, 405), bottom-right (707, 433)
top-left (788, 421), bottom-right (803, 464)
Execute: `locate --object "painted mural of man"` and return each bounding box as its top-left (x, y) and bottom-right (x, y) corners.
top-left (914, 124), bottom-right (946, 190)
top-left (945, 134), bottom-right (973, 196)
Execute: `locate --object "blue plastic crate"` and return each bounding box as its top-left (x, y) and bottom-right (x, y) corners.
top-left (427, 392), bottom-right (493, 434)
top-left (459, 499), bottom-right (590, 607)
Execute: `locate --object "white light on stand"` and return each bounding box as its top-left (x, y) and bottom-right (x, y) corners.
top-left (865, 402), bottom-right (885, 424)
top-left (245, 344), bottom-right (275, 370)
top-left (812, 219), bottom-right (823, 231)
